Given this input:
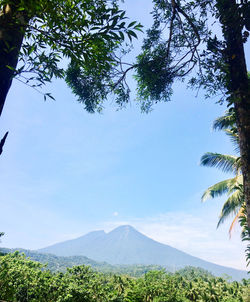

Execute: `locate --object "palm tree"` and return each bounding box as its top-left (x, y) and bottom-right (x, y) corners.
top-left (200, 109), bottom-right (244, 235)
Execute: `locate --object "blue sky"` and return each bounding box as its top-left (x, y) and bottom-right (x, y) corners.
top-left (0, 0), bottom-right (249, 270)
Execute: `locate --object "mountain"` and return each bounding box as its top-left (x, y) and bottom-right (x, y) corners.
top-left (39, 225), bottom-right (248, 280)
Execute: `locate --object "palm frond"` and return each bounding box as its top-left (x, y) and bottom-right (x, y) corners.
top-left (202, 109), bottom-right (245, 237)
top-left (227, 175), bottom-right (243, 195)
top-left (238, 205), bottom-right (250, 267)
top-left (225, 129), bottom-right (240, 153)
top-left (212, 109), bottom-right (236, 131)
top-left (229, 206), bottom-right (244, 238)
top-left (217, 190), bottom-right (243, 228)
top-left (200, 152), bottom-right (238, 173)
top-left (201, 177), bottom-right (239, 201)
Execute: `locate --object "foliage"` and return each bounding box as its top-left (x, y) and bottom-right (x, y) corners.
top-left (66, 0), bottom-right (249, 111)
top-left (0, 0), bottom-right (142, 103)
top-left (201, 109), bottom-right (250, 267)
top-left (1, 244), bottom-right (248, 280)
top-left (176, 266), bottom-right (214, 280)
top-left (200, 110), bottom-right (244, 230)
top-left (0, 247), bottom-right (167, 276)
top-left (0, 252), bottom-right (248, 302)
top-left (239, 206), bottom-right (250, 268)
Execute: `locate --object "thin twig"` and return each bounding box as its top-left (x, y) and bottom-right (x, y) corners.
top-left (0, 131), bottom-right (9, 155)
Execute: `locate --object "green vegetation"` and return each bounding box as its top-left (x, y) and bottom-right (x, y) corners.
top-left (0, 1), bottom-right (249, 299)
top-left (0, 0), bottom-right (141, 110)
top-left (201, 109), bottom-right (250, 266)
top-left (0, 252), bottom-right (249, 302)
top-left (1, 246), bottom-right (248, 282)
top-left (0, 248), bottom-right (186, 277)
top-left (201, 109), bottom-right (243, 232)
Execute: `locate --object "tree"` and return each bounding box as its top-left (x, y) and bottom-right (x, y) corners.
top-left (239, 206), bottom-right (250, 267)
top-left (200, 110), bottom-right (244, 235)
top-left (0, 252), bottom-right (248, 301)
top-left (0, 0), bottom-right (141, 152)
top-left (66, 0), bottom-right (250, 229)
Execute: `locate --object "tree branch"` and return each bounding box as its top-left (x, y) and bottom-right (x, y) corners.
top-left (111, 64), bottom-right (137, 90)
top-left (172, 0), bottom-right (201, 47)
top-left (0, 131), bottom-right (9, 155)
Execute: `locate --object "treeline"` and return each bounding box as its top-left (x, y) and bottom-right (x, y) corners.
top-left (0, 248), bottom-right (165, 276)
top-left (0, 252), bottom-right (249, 302)
top-left (0, 248), bottom-right (217, 278)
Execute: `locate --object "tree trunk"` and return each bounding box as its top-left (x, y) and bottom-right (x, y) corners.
top-left (216, 0), bottom-right (250, 229)
top-left (0, 2), bottom-right (29, 155)
top-left (0, 2), bottom-right (28, 117)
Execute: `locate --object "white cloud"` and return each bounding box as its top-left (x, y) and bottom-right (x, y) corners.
top-left (113, 212), bottom-right (119, 216)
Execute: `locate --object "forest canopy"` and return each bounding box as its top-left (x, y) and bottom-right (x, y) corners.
top-left (0, 252), bottom-right (249, 302)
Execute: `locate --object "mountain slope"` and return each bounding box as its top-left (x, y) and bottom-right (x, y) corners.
top-left (39, 225), bottom-right (248, 280)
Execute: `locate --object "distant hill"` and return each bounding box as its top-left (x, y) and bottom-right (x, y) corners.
top-left (0, 247), bottom-right (108, 272)
top-left (0, 247), bottom-right (166, 277)
top-left (39, 225), bottom-right (248, 281)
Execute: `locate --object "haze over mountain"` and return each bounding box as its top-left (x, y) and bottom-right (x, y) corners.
top-left (39, 225), bottom-right (248, 280)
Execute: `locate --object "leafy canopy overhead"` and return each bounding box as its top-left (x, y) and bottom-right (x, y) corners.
top-left (66, 0), bottom-right (249, 112)
top-left (0, 0), bottom-right (142, 102)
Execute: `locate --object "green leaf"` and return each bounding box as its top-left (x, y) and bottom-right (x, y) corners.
top-left (128, 21), bottom-right (137, 28)
top-left (127, 30), bottom-right (137, 39)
